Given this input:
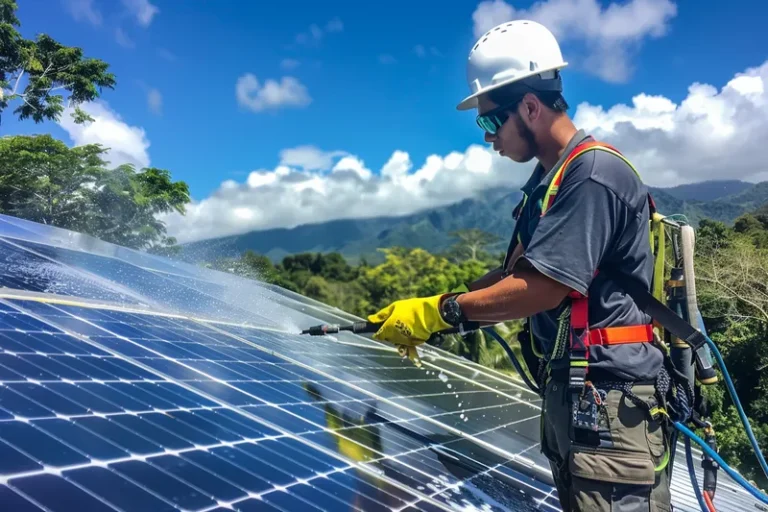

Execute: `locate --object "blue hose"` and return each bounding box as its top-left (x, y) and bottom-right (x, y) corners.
top-left (482, 327), bottom-right (540, 394)
top-left (704, 336), bottom-right (768, 480)
top-left (675, 421), bottom-right (768, 505)
top-left (685, 434), bottom-right (709, 512)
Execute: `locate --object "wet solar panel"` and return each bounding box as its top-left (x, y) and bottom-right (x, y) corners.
top-left (0, 299), bottom-right (557, 512)
top-left (0, 212), bottom-right (762, 512)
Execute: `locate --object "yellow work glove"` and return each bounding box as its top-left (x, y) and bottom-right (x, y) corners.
top-left (367, 294), bottom-right (454, 366)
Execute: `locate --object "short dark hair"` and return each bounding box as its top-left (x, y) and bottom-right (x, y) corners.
top-left (487, 78), bottom-right (569, 113)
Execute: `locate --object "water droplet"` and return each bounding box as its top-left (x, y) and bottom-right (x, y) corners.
top-left (438, 372), bottom-right (448, 383)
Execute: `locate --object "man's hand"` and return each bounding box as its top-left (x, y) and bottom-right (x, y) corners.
top-left (367, 294), bottom-right (453, 347)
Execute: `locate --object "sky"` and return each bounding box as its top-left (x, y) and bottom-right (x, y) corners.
top-left (5, 0), bottom-right (768, 244)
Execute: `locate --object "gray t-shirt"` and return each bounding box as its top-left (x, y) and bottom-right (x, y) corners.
top-left (509, 129), bottom-right (663, 382)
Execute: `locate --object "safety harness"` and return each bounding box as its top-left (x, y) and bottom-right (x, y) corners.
top-left (511, 139), bottom-right (658, 392)
top-left (508, 138), bottom-right (704, 477)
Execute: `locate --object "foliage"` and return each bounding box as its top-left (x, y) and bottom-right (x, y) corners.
top-left (0, 0), bottom-right (115, 126)
top-left (86, 164), bottom-right (190, 250)
top-left (0, 134), bottom-right (103, 230)
top-left (447, 228), bottom-right (501, 262)
top-left (695, 214), bottom-right (768, 485)
top-left (0, 134), bottom-right (190, 251)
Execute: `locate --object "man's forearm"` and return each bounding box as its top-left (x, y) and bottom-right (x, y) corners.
top-left (456, 265), bottom-right (570, 322)
top-left (467, 266), bottom-right (504, 291)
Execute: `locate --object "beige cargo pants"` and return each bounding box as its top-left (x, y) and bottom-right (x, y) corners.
top-left (540, 379), bottom-right (672, 511)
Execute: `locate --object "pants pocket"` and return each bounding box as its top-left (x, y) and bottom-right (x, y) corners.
top-left (570, 446), bottom-right (656, 511)
top-left (570, 445), bottom-right (655, 486)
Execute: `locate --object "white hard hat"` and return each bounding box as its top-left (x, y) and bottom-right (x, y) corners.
top-left (457, 20), bottom-right (568, 111)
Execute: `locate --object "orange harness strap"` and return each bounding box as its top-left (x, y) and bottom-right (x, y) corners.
top-left (590, 324), bottom-right (654, 346)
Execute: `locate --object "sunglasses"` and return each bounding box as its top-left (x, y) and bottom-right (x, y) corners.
top-left (475, 100), bottom-right (522, 135)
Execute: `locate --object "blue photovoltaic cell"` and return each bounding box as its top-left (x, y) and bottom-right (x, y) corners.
top-left (9, 238), bottom-right (280, 328)
top-left (0, 239), bottom-right (135, 306)
top-left (0, 297), bottom-right (564, 512)
top-left (0, 484), bottom-right (45, 511)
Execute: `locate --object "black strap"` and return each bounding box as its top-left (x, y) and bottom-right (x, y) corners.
top-left (607, 270), bottom-right (709, 351)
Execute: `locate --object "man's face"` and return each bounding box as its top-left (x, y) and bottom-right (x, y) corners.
top-left (477, 94), bottom-right (538, 163)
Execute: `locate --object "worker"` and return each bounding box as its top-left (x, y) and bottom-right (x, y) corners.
top-left (366, 20), bottom-right (671, 512)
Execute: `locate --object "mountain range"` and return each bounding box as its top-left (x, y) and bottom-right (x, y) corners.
top-left (178, 179), bottom-right (768, 265)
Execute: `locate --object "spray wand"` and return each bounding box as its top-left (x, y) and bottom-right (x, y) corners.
top-left (300, 320), bottom-right (480, 342)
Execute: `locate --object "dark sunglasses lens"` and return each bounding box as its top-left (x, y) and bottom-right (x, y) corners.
top-left (477, 115), bottom-right (499, 134)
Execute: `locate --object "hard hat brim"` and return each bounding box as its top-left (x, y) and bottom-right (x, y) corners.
top-left (456, 63), bottom-right (568, 111)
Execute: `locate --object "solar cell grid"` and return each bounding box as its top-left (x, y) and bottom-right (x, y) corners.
top-left (9, 238), bottom-right (285, 329)
top-left (0, 213), bottom-right (203, 281)
top-left (0, 239), bottom-right (137, 306)
top-left (0, 297), bottom-right (562, 511)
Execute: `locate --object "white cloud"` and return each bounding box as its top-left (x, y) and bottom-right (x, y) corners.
top-left (122, 0), bottom-right (159, 27)
top-left (157, 48), bottom-right (176, 62)
top-left (378, 54), bottom-right (397, 65)
top-left (279, 146), bottom-right (348, 172)
top-left (163, 59), bottom-right (768, 243)
top-left (58, 101), bottom-right (151, 169)
top-left (235, 74), bottom-right (311, 113)
top-left (414, 44), bottom-right (442, 58)
top-left (161, 144), bottom-right (519, 244)
top-left (280, 59), bottom-right (301, 70)
top-left (325, 17), bottom-right (344, 33)
top-left (295, 17), bottom-right (343, 45)
top-left (471, 0), bottom-right (677, 82)
top-left (63, 0), bottom-right (102, 26)
top-left (147, 88), bottom-right (162, 115)
top-left (574, 59), bottom-right (768, 185)
top-left (115, 28), bottom-right (135, 48)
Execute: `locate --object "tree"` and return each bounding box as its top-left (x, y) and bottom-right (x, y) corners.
top-left (86, 165), bottom-right (190, 250)
top-left (0, 135), bottom-right (190, 250)
top-left (694, 217), bottom-right (768, 487)
top-left (0, 134), bottom-right (106, 229)
top-left (357, 247), bottom-right (487, 311)
top-left (448, 228), bottom-right (501, 262)
top-left (304, 275), bottom-right (334, 304)
top-left (0, 0), bottom-right (115, 127)
top-left (315, 252), bottom-right (356, 281)
top-left (697, 228), bottom-right (768, 327)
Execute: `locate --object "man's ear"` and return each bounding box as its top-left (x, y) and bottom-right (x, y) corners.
top-left (520, 93), bottom-right (541, 122)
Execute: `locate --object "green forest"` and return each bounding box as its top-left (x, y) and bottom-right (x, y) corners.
top-left (2, 0), bottom-right (768, 494)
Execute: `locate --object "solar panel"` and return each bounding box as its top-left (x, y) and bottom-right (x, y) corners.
top-left (0, 212), bottom-right (762, 512)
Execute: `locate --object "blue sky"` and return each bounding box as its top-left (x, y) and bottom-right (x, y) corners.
top-left (5, 0), bottom-right (768, 242)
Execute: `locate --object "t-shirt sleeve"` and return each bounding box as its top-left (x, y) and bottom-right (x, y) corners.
top-left (521, 159), bottom-right (622, 296)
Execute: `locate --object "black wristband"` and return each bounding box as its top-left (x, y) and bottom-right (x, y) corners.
top-left (441, 294), bottom-right (467, 326)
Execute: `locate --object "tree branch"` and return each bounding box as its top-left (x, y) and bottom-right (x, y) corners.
top-left (11, 70), bottom-right (24, 96)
